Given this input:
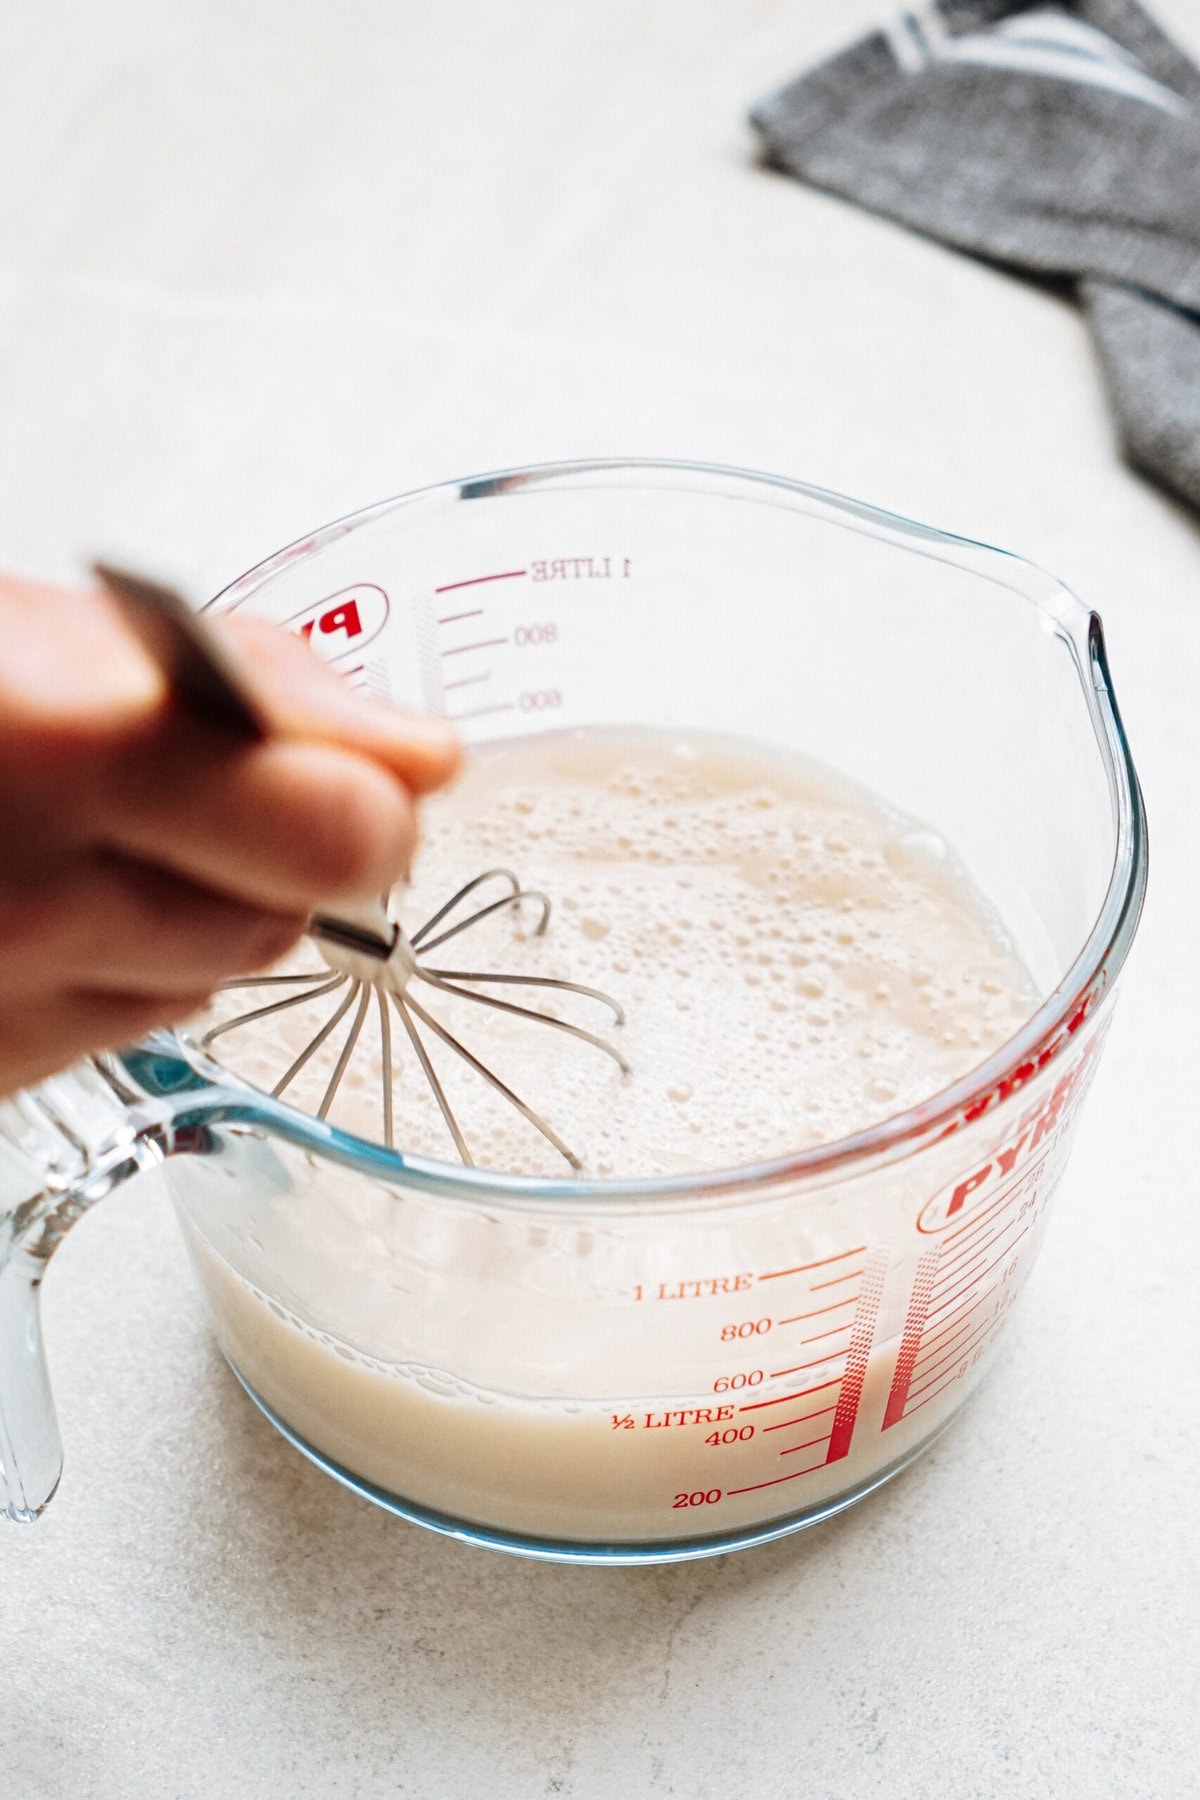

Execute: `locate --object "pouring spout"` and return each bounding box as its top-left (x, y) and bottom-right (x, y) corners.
top-left (0, 1060), bottom-right (177, 1521)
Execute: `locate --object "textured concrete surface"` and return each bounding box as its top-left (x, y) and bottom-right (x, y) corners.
top-left (1, 3), bottom-right (1198, 1795)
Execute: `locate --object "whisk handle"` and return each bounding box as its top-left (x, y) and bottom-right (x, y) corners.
top-left (94, 565), bottom-right (397, 963)
top-left (93, 563), bottom-right (266, 740)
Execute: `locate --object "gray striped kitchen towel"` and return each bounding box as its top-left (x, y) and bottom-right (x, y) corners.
top-left (752, 1), bottom-right (1200, 515)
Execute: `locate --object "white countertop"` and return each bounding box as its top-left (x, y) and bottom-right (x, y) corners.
top-left (2, 4), bottom-right (1198, 1795)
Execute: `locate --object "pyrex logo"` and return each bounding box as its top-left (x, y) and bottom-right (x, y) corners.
top-left (284, 585), bottom-right (389, 663)
top-left (917, 1027), bottom-right (1107, 1234)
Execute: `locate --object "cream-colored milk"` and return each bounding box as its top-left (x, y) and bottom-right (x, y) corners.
top-left (203, 729), bottom-right (1032, 1174)
top-left (183, 729), bottom-right (1038, 1543)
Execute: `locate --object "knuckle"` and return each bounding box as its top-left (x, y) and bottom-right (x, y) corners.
top-left (132, 885), bottom-right (303, 984)
top-left (0, 881), bottom-right (73, 965)
top-left (158, 990), bottom-right (221, 1027)
top-left (242, 911), bottom-right (307, 973)
top-left (285, 755), bottom-right (415, 896)
top-left (104, 992), bottom-right (216, 1041)
top-left (72, 985), bottom-right (216, 1039)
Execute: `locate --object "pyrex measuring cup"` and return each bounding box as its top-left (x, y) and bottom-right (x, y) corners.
top-left (0, 460), bottom-right (1145, 1563)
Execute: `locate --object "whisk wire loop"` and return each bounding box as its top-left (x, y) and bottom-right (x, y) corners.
top-left (416, 970), bottom-right (631, 1075)
top-left (422, 967), bottom-right (626, 1026)
top-left (319, 983), bottom-right (372, 1120)
top-left (401, 991), bottom-right (582, 1170)
top-left (199, 874), bottom-right (626, 1170)
top-left (415, 891), bottom-right (552, 957)
top-left (410, 868), bottom-right (523, 950)
top-left (377, 988), bottom-right (395, 1149)
top-left (271, 980), bottom-right (360, 1100)
top-left (388, 992), bottom-right (473, 1165)
top-left (202, 974), bottom-right (346, 1047)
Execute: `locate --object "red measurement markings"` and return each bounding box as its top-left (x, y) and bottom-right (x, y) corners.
top-left (924, 1258), bottom-right (990, 1313)
top-left (443, 672), bottom-right (491, 691)
top-left (906, 1319), bottom-right (993, 1400)
top-left (884, 1214), bottom-right (1030, 1431)
top-left (882, 1251), bottom-right (938, 1433)
top-left (932, 1235), bottom-right (995, 1281)
top-left (726, 1465), bottom-right (829, 1497)
top-left (901, 1375), bottom-right (965, 1419)
top-left (926, 1259), bottom-right (998, 1318)
top-left (901, 1333), bottom-right (1003, 1417)
top-left (969, 1227), bottom-right (1034, 1285)
top-left (728, 1254), bottom-right (885, 1500)
top-left (915, 1289), bottom-right (983, 1351)
top-left (811, 1267), bottom-right (864, 1292)
top-left (738, 1377), bottom-right (841, 1414)
top-left (769, 1349), bottom-right (849, 1381)
top-left (826, 1255), bottom-right (885, 1462)
top-left (933, 1211), bottom-right (1021, 1280)
top-left (944, 1193), bottom-right (1015, 1249)
top-left (883, 1127), bottom-right (1074, 1433)
top-left (914, 1311), bottom-right (977, 1363)
top-left (762, 1405), bottom-right (837, 1434)
top-left (450, 701), bottom-right (517, 722)
top-left (934, 1201), bottom-right (1026, 1269)
top-left (928, 1260), bottom-right (993, 1317)
top-left (802, 1323), bottom-right (853, 1346)
top-left (928, 1227), bottom-right (1029, 1319)
top-left (436, 607), bottom-right (484, 627)
top-left (942, 1167), bottom-right (1036, 1247)
top-left (912, 1310), bottom-right (992, 1376)
top-left (441, 636), bottom-right (509, 657)
top-left (757, 1245), bottom-right (866, 1282)
top-left (778, 1295), bottom-right (859, 1328)
top-left (434, 569), bottom-right (527, 594)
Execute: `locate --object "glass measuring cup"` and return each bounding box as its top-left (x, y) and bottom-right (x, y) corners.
top-left (0, 460), bottom-right (1146, 1562)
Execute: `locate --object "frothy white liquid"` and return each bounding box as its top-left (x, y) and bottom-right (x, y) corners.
top-left (202, 729), bottom-right (1033, 1175)
top-left (182, 729), bottom-right (1038, 1544)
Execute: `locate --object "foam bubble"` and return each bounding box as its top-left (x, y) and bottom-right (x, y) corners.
top-left (202, 727), bottom-right (1036, 1179)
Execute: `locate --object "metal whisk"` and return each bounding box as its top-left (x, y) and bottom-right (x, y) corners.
top-left (204, 867), bottom-right (627, 1166)
top-left (95, 566), bottom-right (628, 1169)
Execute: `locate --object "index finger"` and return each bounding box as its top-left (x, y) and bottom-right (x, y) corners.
top-left (211, 612), bottom-right (462, 796)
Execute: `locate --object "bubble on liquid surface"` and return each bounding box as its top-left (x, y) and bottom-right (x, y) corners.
top-left (201, 726), bottom-right (1036, 1179)
top-left (886, 828), bottom-right (950, 878)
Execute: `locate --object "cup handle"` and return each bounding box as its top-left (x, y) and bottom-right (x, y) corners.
top-left (0, 1061), bottom-right (174, 1520)
top-left (0, 1223), bottom-right (64, 1520)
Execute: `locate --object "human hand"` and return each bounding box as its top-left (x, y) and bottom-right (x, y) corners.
top-left (0, 573), bottom-right (460, 1096)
